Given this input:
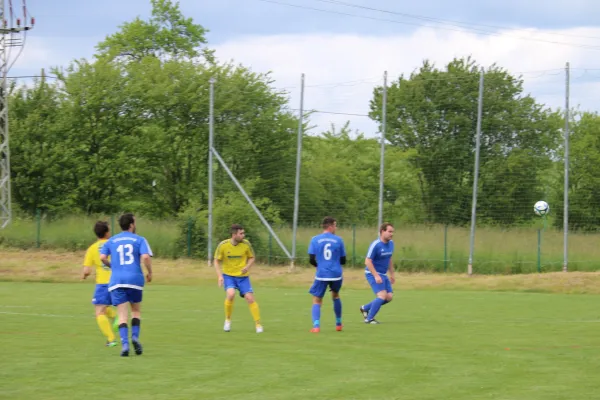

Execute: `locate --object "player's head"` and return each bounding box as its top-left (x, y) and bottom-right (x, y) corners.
top-left (119, 213), bottom-right (136, 233)
top-left (93, 221), bottom-right (110, 239)
top-left (230, 224), bottom-right (245, 242)
top-left (322, 216), bottom-right (337, 233)
top-left (379, 222), bottom-right (394, 242)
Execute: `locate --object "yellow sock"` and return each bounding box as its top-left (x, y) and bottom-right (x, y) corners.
top-left (225, 299), bottom-right (233, 320)
top-left (248, 302), bottom-right (261, 325)
top-left (105, 307), bottom-right (116, 319)
top-left (96, 315), bottom-right (115, 342)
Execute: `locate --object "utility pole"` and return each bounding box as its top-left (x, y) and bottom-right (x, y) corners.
top-left (0, 0), bottom-right (34, 228)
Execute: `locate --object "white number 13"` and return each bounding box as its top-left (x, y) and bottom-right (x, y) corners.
top-left (324, 243), bottom-right (332, 260)
top-left (117, 244), bottom-right (134, 265)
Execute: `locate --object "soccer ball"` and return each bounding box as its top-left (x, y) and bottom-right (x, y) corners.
top-left (533, 200), bottom-right (550, 216)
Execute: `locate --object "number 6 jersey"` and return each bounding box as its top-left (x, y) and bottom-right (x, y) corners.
top-left (308, 232), bottom-right (346, 281)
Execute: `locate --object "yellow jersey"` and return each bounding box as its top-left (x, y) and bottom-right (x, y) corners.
top-left (215, 239), bottom-right (255, 277)
top-left (83, 239), bottom-right (110, 284)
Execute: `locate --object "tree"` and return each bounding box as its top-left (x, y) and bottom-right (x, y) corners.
top-left (553, 112), bottom-right (600, 231)
top-left (370, 57), bottom-right (561, 225)
top-left (96, 0), bottom-right (213, 63)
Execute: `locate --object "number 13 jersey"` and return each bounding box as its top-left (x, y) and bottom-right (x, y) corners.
top-left (101, 232), bottom-right (153, 291)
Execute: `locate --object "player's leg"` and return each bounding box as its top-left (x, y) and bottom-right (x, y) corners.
top-left (365, 275), bottom-right (389, 323)
top-left (129, 292), bottom-right (143, 355)
top-left (308, 280), bottom-right (327, 332)
top-left (111, 288), bottom-right (131, 356)
top-left (240, 277), bottom-right (262, 333)
top-left (330, 280), bottom-right (343, 331)
top-left (223, 274), bottom-right (236, 332)
top-left (92, 284), bottom-right (117, 346)
top-left (94, 305), bottom-right (117, 345)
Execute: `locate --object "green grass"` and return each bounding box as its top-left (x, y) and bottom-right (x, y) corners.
top-left (2, 281), bottom-right (600, 399)
top-left (3, 215), bottom-right (600, 274)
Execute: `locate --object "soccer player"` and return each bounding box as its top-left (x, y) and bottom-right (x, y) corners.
top-left (100, 213), bottom-right (153, 357)
top-left (214, 224), bottom-right (263, 333)
top-left (307, 216), bottom-right (347, 333)
top-left (360, 222), bottom-right (395, 324)
top-left (81, 221), bottom-right (118, 347)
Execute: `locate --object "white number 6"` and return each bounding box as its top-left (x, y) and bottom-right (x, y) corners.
top-left (324, 243), bottom-right (332, 260)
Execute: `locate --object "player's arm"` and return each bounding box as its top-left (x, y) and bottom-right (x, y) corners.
top-left (339, 240), bottom-right (347, 265)
top-left (308, 238), bottom-right (317, 267)
top-left (99, 242), bottom-right (111, 268)
top-left (365, 242), bottom-right (382, 283)
top-left (141, 254), bottom-right (153, 283)
top-left (387, 257), bottom-right (395, 284)
top-left (214, 243), bottom-right (224, 286)
top-left (81, 248), bottom-right (93, 280)
top-left (140, 238), bottom-right (153, 283)
top-left (241, 241), bottom-right (255, 274)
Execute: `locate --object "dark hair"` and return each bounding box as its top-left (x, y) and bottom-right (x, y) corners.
top-left (322, 216), bottom-right (336, 229)
top-left (119, 213), bottom-right (135, 231)
top-left (94, 221), bottom-right (109, 239)
top-left (379, 222), bottom-right (394, 233)
top-left (230, 224), bottom-right (244, 235)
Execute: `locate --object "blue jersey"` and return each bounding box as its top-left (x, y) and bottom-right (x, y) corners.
top-left (308, 232), bottom-right (346, 280)
top-left (365, 239), bottom-right (394, 275)
top-left (100, 232), bottom-right (153, 291)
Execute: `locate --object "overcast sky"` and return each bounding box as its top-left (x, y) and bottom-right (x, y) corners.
top-left (10, 0), bottom-right (600, 135)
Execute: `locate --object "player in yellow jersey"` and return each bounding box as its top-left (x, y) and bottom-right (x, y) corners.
top-left (81, 221), bottom-right (118, 347)
top-left (214, 224), bottom-right (263, 333)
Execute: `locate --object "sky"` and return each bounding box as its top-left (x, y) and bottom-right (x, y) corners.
top-left (8, 0), bottom-right (600, 136)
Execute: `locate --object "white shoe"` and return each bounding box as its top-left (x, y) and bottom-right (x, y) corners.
top-left (256, 325), bottom-right (263, 333)
top-left (224, 320), bottom-right (231, 332)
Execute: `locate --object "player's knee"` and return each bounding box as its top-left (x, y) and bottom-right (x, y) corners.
top-left (312, 296), bottom-right (323, 305)
top-left (331, 291), bottom-right (340, 300)
top-left (386, 293), bottom-right (393, 302)
top-left (94, 306), bottom-right (106, 317)
top-left (377, 291), bottom-right (387, 300)
top-left (225, 289), bottom-right (236, 300)
top-left (244, 293), bottom-right (255, 303)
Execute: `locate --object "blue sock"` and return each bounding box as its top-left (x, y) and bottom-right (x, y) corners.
top-left (312, 304), bottom-right (321, 327)
top-left (367, 298), bottom-right (385, 320)
top-left (333, 298), bottom-right (342, 325)
top-left (362, 300), bottom-right (374, 312)
top-left (131, 318), bottom-right (141, 342)
top-left (118, 324), bottom-right (129, 347)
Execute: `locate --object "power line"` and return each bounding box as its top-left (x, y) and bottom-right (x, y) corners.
top-left (257, 0), bottom-right (600, 51)
top-left (315, 0), bottom-right (600, 41)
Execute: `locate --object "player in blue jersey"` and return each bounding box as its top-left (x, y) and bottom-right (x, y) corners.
top-left (100, 213), bottom-right (153, 357)
top-left (360, 222), bottom-right (395, 324)
top-left (307, 216), bottom-right (347, 333)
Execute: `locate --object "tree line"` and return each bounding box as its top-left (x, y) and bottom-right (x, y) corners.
top-left (8, 0), bottom-right (600, 248)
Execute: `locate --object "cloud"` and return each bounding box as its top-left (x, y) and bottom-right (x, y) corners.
top-left (214, 27), bottom-right (600, 136)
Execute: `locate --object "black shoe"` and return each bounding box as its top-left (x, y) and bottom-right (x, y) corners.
top-left (120, 348), bottom-right (129, 357)
top-left (132, 340), bottom-right (143, 355)
top-left (359, 306), bottom-right (368, 319)
top-left (364, 319), bottom-right (380, 324)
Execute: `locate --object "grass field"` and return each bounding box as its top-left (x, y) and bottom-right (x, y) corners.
top-left (3, 215), bottom-right (600, 274)
top-left (2, 250), bottom-right (600, 399)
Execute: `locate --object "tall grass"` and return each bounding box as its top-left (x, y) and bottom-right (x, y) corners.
top-left (2, 215), bottom-right (600, 274)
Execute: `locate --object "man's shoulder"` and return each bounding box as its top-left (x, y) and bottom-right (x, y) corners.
top-left (217, 239), bottom-right (230, 248)
top-left (241, 239), bottom-right (253, 247)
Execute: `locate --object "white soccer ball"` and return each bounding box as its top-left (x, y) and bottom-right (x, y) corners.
top-left (534, 200), bottom-right (550, 216)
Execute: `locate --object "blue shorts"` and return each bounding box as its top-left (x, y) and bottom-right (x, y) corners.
top-left (223, 275), bottom-right (253, 298)
top-left (110, 287), bottom-right (143, 306)
top-left (309, 279), bottom-right (343, 298)
top-left (366, 273), bottom-right (393, 294)
top-left (92, 284), bottom-right (112, 305)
